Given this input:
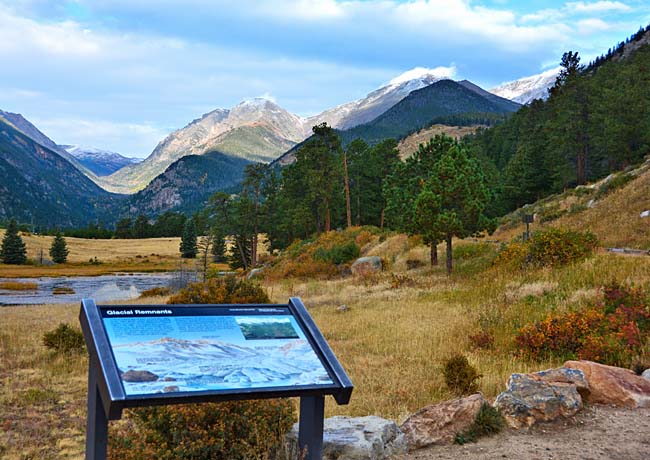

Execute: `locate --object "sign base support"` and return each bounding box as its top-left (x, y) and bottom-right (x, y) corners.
top-left (86, 358), bottom-right (108, 460)
top-left (299, 395), bottom-right (325, 460)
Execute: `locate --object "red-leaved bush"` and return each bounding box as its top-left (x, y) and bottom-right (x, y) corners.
top-left (515, 282), bottom-right (650, 367)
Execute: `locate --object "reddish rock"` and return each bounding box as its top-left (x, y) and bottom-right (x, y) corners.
top-left (400, 393), bottom-right (485, 449)
top-left (564, 360), bottom-right (650, 408)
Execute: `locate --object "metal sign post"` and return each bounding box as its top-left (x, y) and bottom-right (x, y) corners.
top-left (80, 297), bottom-right (352, 460)
top-left (523, 214), bottom-right (534, 241)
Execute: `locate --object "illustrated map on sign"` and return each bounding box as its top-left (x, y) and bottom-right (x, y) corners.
top-left (101, 309), bottom-right (333, 396)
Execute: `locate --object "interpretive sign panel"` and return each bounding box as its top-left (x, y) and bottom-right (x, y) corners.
top-left (100, 305), bottom-right (334, 396)
top-left (80, 297), bottom-right (353, 460)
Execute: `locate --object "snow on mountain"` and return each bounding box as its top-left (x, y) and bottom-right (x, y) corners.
top-left (490, 68), bottom-right (560, 105)
top-left (64, 145), bottom-right (141, 176)
top-left (304, 66), bottom-right (455, 132)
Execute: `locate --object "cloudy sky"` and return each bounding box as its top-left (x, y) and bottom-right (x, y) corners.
top-left (0, 0), bottom-right (647, 157)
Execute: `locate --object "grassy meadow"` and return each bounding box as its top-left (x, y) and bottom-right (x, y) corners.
top-left (2, 241), bottom-right (650, 458)
top-left (0, 233), bottom-right (182, 277)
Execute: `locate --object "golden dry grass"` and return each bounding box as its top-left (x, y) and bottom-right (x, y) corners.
top-left (398, 125), bottom-right (481, 158)
top-left (494, 158), bottom-right (650, 249)
top-left (0, 281), bottom-right (38, 290)
top-left (3, 236), bottom-right (650, 458)
top-left (0, 233), bottom-right (183, 277)
top-left (0, 296), bottom-right (170, 460)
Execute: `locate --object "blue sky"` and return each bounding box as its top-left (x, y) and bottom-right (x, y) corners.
top-left (0, 0), bottom-right (647, 157)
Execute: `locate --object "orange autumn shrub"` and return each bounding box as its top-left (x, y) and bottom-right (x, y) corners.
top-left (515, 283), bottom-right (650, 367)
top-left (495, 228), bottom-right (598, 269)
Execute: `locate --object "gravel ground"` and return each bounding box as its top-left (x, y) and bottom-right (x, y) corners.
top-left (406, 405), bottom-right (650, 460)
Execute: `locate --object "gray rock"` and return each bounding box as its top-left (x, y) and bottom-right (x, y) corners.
top-left (337, 304), bottom-right (350, 313)
top-left (494, 367), bottom-right (587, 429)
top-left (351, 256), bottom-right (382, 275)
top-left (400, 393), bottom-right (485, 449)
top-left (287, 415), bottom-right (407, 460)
top-left (640, 210), bottom-right (650, 218)
top-left (643, 368), bottom-right (650, 381)
top-left (247, 267), bottom-right (264, 280)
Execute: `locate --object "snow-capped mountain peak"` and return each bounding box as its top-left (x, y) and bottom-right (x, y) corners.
top-left (63, 145), bottom-right (141, 176)
top-left (388, 66), bottom-right (456, 86)
top-left (490, 67), bottom-right (560, 105)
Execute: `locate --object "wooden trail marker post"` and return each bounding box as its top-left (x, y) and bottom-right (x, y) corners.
top-left (80, 297), bottom-right (353, 460)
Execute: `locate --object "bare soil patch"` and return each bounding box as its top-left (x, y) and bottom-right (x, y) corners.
top-left (407, 405), bottom-right (650, 460)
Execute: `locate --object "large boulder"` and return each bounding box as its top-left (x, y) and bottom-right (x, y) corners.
top-left (350, 256), bottom-right (382, 275)
top-left (286, 415), bottom-right (407, 460)
top-left (494, 367), bottom-right (587, 429)
top-left (399, 393), bottom-right (485, 449)
top-left (564, 360), bottom-right (650, 408)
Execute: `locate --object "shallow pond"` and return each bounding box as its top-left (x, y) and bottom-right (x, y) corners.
top-left (0, 273), bottom-right (175, 306)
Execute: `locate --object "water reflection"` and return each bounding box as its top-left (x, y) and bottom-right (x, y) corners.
top-left (0, 273), bottom-right (175, 305)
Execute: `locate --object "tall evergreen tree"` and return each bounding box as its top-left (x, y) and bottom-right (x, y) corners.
top-left (49, 232), bottom-right (69, 264)
top-left (415, 145), bottom-right (494, 274)
top-left (180, 220), bottom-right (198, 259)
top-left (0, 219), bottom-right (27, 265)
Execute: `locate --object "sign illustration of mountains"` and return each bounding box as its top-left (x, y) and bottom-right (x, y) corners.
top-left (103, 314), bottom-right (333, 396)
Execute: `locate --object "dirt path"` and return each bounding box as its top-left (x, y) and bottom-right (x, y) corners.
top-left (406, 405), bottom-right (650, 460)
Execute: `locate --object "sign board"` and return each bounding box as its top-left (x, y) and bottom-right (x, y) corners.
top-left (523, 214), bottom-right (534, 224)
top-left (80, 297), bottom-right (352, 460)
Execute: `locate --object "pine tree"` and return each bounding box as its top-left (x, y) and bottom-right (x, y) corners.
top-left (1, 219), bottom-right (27, 264)
top-left (180, 220), bottom-right (198, 259)
top-left (49, 232), bottom-right (69, 264)
top-left (415, 145), bottom-right (495, 274)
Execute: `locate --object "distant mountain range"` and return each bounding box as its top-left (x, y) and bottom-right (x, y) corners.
top-left (490, 68), bottom-right (560, 104)
top-left (0, 64), bottom-right (572, 226)
top-left (341, 79), bottom-right (519, 143)
top-left (63, 145), bottom-right (141, 176)
top-left (100, 99), bottom-right (304, 194)
top-left (99, 68), bottom-right (455, 193)
top-left (0, 117), bottom-right (120, 227)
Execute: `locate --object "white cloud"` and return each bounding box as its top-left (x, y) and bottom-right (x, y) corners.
top-left (577, 18), bottom-right (612, 34)
top-left (566, 1), bottom-right (632, 13)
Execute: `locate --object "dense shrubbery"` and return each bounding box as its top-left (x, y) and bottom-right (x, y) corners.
top-left (515, 283), bottom-right (650, 367)
top-left (313, 240), bottom-right (360, 265)
top-left (110, 277), bottom-right (295, 460)
top-left (167, 276), bottom-right (269, 304)
top-left (109, 399), bottom-right (295, 460)
top-left (496, 228), bottom-right (598, 269)
top-left (42, 323), bottom-right (85, 354)
top-left (442, 354), bottom-right (482, 395)
top-left (266, 228), bottom-right (377, 280)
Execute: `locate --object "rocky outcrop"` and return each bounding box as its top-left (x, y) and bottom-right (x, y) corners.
top-left (400, 393), bottom-right (485, 449)
top-left (287, 416), bottom-right (407, 460)
top-left (564, 360), bottom-right (650, 408)
top-left (351, 257), bottom-right (382, 275)
top-left (494, 368), bottom-right (587, 428)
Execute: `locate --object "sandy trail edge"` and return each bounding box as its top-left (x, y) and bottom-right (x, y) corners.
top-left (406, 405), bottom-right (650, 460)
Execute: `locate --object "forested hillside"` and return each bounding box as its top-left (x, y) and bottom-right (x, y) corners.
top-left (469, 26), bottom-right (650, 214)
top-left (0, 118), bottom-right (120, 228)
